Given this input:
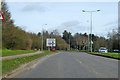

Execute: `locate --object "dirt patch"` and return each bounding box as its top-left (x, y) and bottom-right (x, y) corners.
top-left (1, 51), bottom-right (43, 61)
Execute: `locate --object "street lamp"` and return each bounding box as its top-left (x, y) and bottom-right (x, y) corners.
top-left (41, 24), bottom-right (47, 51)
top-left (68, 32), bottom-right (70, 50)
top-left (65, 27), bottom-right (71, 50)
top-left (82, 9), bottom-right (100, 52)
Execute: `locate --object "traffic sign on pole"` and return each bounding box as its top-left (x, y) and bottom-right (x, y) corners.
top-left (0, 11), bottom-right (4, 20)
top-left (46, 38), bottom-right (56, 47)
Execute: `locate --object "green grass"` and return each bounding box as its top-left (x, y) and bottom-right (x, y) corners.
top-left (2, 51), bottom-right (58, 75)
top-left (2, 49), bottom-right (37, 57)
top-left (0, 61), bottom-right (1, 76)
top-left (79, 50), bottom-right (89, 52)
top-left (66, 50), bottom-right (79, 51)
top-left (0, 49), bottom-right (2, 57)
top-left (90, 52), bottom-right (120, 59)
top-left (0, 50), bottom-right (1, 76)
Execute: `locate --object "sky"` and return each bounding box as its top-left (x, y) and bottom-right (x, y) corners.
top-left (6, 1), bottom-right (118, 38)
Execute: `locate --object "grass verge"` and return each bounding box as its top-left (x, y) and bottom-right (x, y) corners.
top-left (59, 49), bottom-right (79, 51)
top-left (0, 49), bottom-right (2, 76)
top-left (2, 51), bottom-right (58, 75)
top-left (90, 52), bottom-right (120, 59)
top-left (2, 49), bottom-right (37, 57)
top-left (79, 50), bottom-right (89, 52)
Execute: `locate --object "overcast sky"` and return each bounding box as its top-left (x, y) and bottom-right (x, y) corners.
top-left (7, 2), bottom-right (118, 38)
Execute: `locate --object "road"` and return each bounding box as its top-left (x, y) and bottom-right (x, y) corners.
top-left (14, 51), bottom-right (118, 78)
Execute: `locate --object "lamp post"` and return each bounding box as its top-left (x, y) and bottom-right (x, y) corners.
top-left (88, 34), bottom-right (89, 52)
top-left (67, 32), bottom-right (71, 50)
top-left (65, 27), bottom-right (71, 50)
top-left (82, 9), bottom-right (100, 52)
top-left (41, 24), bottom-right (47, 51)
top-left (69, 34), bottom-right (70, 50)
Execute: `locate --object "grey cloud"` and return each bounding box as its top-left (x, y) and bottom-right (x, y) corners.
top-left (61, 20), bottom-right (80, 27)
top-left (22, 4), bottom-right (47, 13)
top-left (61, 20), bottom-right (89, 32)
top-left (103, 20), bottom-right (118, 33)
top-left (103, 20), bottom-right (118, 27)
top-left (47, 20), bottom-right (89, 35)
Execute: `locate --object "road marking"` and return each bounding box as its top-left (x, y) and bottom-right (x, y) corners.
top-left (74, 58), bottom-right (104, 77)
top-left (75, 58), bottom-right (82, 64)
top-left (75, 59), bottom-right (99, 74)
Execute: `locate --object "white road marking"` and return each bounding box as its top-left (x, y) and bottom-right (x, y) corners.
top-left (75, 58), bottom-right (82, 64)
top-left (74, 58), bottom-right (101, 75)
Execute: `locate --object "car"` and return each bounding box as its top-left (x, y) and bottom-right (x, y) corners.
top-left (99, 47), bottom-right (108, 53)
top-left (94, 50), bottom-right (98, 52)
top-left (51, 48), bottom-right (56, 51)
top-left (113, 49), bottom-right (120, 53)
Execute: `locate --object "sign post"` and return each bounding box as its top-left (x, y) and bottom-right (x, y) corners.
top-left (46, 38), bottom-right (56, 51)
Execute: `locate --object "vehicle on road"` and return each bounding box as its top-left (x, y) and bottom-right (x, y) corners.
top-left (51, 48), bottom-right (56, 51)
top-left (113, 49), bottom-right (120, 53)
top-left (99, 47), bottom-right (108, 53)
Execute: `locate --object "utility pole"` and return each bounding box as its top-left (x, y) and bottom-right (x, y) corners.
top-left (88, 34), bottom-right (89, 52)
top-left (69, 33), bottom-right (70, 50)
top-left (41, 24), bottom-right (47, 51)
top-left (90, 12), bottom-right (92, 52)
top-left (69, 37), bottom-right (70, 50)
top-left (82, 9), bottom-right (100, 52)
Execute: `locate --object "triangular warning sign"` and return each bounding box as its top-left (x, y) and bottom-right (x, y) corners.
top-left (0, 11), bottom-right (4, 20)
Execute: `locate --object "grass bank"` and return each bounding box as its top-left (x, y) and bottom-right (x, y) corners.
top-left (2, 51), bottom-right (58, 75)
top-left (79, 50), bottom-right (89, 52)
top-left (90, 52), bottom-right (119, 59)
top-left (66, 50), bottom-right (79, 51)
top-left (2, 49), bottom-right (37, 57)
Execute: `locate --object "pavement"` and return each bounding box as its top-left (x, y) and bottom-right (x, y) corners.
top-left (14, 51), bottom-right (118, 78)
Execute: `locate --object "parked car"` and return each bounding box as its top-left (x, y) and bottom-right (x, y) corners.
top-left (113, 49), bottom-right (120, 53)
top-left (94, 50), bottom-right (98, 52)
top-left (51, 48), bottom-right (56, 51)
top-left (99, 47), bottom-right (108, 53)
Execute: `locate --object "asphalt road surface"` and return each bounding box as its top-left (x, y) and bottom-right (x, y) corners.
top-left (14, 51), bottom-right (118, 78)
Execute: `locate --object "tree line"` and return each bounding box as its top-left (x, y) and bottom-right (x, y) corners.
top-left (2, 2), bottom-right (69, 50)
top-left (1, 1), bottom-right (119, 51)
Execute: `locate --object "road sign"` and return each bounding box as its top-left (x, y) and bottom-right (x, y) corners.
top-left (0, 11), bottom-right (4, 20)
top-left (89, 41), bottom-right (93, 44)
top-left (91, 41), bottom-right (93, 44)
top-left (46, 38), bottom-right (56, 47)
